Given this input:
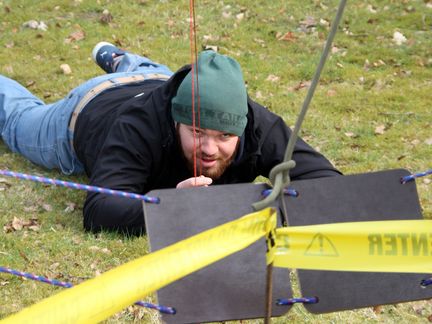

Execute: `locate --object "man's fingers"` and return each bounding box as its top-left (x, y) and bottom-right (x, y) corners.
top-left (176, 176), bottom-right (213, 189)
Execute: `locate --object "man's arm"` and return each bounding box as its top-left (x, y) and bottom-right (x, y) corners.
top-left (252, 103), bottom-right (341, 180)
top-left (82, 107), bottom-right (162, 234)
top-left (83, 192), bottom-right (144, 234)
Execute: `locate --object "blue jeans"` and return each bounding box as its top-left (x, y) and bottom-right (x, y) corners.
top-left (0, 52), bottom-right (173, 175)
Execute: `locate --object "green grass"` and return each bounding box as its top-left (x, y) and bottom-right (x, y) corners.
top-left (1, 0), bottom-right (431, 322)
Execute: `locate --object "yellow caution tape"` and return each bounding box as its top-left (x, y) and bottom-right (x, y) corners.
top-left (2, 208), bottom-right (276, 324)
top-left (4, 209), bottom-right (431, 323)
top-left (269, 220), bottom-right (432, 273)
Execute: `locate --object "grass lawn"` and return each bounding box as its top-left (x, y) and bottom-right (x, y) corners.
top-left (0, 0), bottom-right (431, 322)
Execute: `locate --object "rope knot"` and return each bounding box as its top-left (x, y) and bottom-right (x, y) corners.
top-left (268, 160), bottom-right (296, 188)
top-left (252, 159), bottom-right (296, 211)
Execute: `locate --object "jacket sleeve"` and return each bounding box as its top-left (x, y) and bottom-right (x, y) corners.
top-left (82, 110), bottom-right (160, 234)
top-left (257, 112), bottom-right (342, 180)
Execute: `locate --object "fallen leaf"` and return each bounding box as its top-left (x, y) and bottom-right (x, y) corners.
top-left (423, 179), bottom-right (431, 185)
top-left (344, 132), bottom-right (356, 138)
top-left (255, 91), bottom-right (264, 99)
top-left (64, 202), bottom-right (76, 213)
top-left (393, 31), bottom-right (407, 45)
top-left (319, 18), bottom-right (330, 27)
top-left (204, 45), bottom-right (218, 52)
top-left (42, 203), bottom-right (53, 212)
top-left (292, 81), bottom-right (311, 91)
top-left (166, 19), bottom-right (175, 28)
top-left (236, 13), bottom-right (245, 21)
top-left (405, 6), bottom-right (415, 13)
top-left (277, 31), bottom-right (297, 42)
top-left (326, 89), bottom-right (337, 96)
top-left (100, 9), bottom-right (113, 24)
top-left (266, 74), bottom-right (280, 82)
top-left (49, 262), bottom-right (60, 271)
top-left (60, 64), bottom-right (72, 75)
top-left (64, 29), bottom-right (85, 43)
top-left (367, 5), bottom-right (378, 13)
top-left (412, 302), bottom-right (426, 315)
top-left (3, 224), bottom-right (13, 233)
top-left (37, 22), bottom-right (48, 31)
top-left (0, 178), bottom-right (11, 191)
top-left (364, 59), bottom-right (371, 70)
top-left (373, 59), bottom-right (386, 67)
top-left (26, 80), bottom-right (35, 87)
top-left (12, 217), bottom-right (24, 231)
top-left (299, 16), bottom-right (316, 29)
top-left (3, 217), bottom-right (40, 233)
top-left (374, 124), bottom-right (386, 135)
top-left (19, 250), bottom-right (30, 263)
top-left (202, 34), bottom-right (219, 41)
top-left (424, 138), bottom-right (432, 145)
top-left (22, 20), bottom-right (48, 31)
top-left (373, 305), bottom-right (383, 314)
top-left (0, 281), bottom-right (9, 286)
top-left (28, 225), bottom-right (40, 232)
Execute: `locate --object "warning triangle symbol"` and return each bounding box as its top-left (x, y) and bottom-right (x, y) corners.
top-left (304, 233), bottom-right (339, 257)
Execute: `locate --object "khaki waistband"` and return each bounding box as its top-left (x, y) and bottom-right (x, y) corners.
top-left (68, 73), bottom-right (170, 148)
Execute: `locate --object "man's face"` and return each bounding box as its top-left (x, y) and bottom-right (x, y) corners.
top-left (177, 123), bottom-right (239, 180)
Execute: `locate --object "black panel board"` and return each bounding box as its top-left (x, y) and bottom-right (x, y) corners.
top-left (283, 169), bottom-right (432, 313)
top-left (144, 183), bottom-right (292, 323)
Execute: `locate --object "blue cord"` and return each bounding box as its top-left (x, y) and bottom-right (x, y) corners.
top-left (400, 169), bottom-right (432, 184)
top-left (276, 296), bottom-right (318, 306)
top-left (262, 188), bottom-right (299, 198)
top-left (420, 278), bottom-right (432, 287)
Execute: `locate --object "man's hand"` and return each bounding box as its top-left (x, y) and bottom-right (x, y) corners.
top-left (176, 175), bottom-right (213, 189)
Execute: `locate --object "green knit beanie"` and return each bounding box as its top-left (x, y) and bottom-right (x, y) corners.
top-left (171, 51), bottom-right (248, 136)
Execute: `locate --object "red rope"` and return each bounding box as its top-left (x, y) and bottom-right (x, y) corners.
top-left (188, 0), bottom-right (201, 179)
top-left (192, 0), bottom-right (202, 176)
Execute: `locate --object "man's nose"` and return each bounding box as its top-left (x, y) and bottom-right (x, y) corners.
top-left (200, 136), bottom-right (218, 156)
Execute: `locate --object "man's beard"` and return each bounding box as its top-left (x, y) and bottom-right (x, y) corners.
top-left (177, 127), bottom-right (238, 181)
top-left (195, 150), bottom-right (236, 180)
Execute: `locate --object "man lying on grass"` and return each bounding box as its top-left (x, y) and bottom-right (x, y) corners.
top-left (0, 42), bottom-right (341, 234)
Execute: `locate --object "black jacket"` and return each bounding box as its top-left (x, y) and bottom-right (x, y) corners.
top-left (74, 65), bottom-right (341, 234)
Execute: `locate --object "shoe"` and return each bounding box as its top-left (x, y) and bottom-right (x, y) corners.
top-left (92, 41), bottom-right (126, 73)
